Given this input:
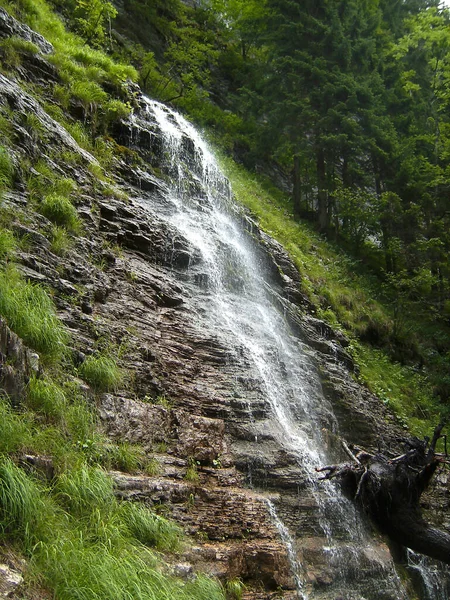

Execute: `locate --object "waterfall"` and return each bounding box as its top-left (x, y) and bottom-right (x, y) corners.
top-left (130, 97), bottom-right (448, 599)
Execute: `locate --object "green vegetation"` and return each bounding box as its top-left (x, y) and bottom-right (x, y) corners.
top-left (79, 354), bottom-right (123, 391)
top-left (0, 457), bottom-right (225, 600)
top-left (0, 145), bottom-right (14, 190)
top-left (0, 267), bottom-right (67, 360)
top-left (40, 193), bottom-right (81, 232)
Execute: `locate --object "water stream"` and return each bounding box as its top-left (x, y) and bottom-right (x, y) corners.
top-left (132, 97), bottom-right (448, 599)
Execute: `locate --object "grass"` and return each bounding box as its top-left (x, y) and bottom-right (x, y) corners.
top-left (0, 267), bottom-right (68, 360)
top-left (0, 229), bottom-right (17, 259)
top-left (50, 225), bottom-right (73, 256)
top-left (0, 454), bottom-right (225, 600)
top-left (0, 145), bottom-right (14, 190)
top-left (79, 354), bottom-right (123, 392)
top-left (350, 342), bottom-right (441, 439)
top-left (0, 400), bottom-right (34, 455)
top-left (118, 501), bottom-right (183, 552)
top-left (39, 193), bottom-right (81, 232)
top-left (26, 377), bottom-right (67, 422)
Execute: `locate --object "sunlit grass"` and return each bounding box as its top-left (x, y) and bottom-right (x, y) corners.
top-left (0, 267), bottom-right (68, 360)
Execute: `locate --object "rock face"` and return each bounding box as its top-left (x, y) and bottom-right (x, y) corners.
top-left (0, 10), bottom-right (449, 600)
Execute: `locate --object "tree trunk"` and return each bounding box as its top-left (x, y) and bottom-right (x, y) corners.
top-left (293, 154), bottom-right (301, 219)
top-left (318, 426), bottom-right (450, 564)
top-left (316, 148), bottom-right (328, 231)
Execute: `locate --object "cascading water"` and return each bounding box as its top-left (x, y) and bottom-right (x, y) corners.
top-left (130, 97), bottom-right (448, 599)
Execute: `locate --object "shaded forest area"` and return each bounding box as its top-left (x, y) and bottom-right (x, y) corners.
top-left (48, 0), bottom-right (450, 418)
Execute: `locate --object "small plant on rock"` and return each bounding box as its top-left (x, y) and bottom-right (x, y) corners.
top-left (39, 193), bottom-right (81, 233)
top-left (184, 458), bottom-right (200, 483)
top-left (79, 354), bottom-right (123, 391)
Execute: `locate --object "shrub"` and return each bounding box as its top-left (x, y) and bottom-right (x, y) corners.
top-left (79, 355), bottom-right (122, 391)
top-left (40, 193), bottom-right (80, 232)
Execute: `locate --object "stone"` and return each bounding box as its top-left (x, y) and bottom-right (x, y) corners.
top-left (0, 563), bottom-right (23, 598)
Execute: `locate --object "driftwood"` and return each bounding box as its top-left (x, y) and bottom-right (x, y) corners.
top-left (317, 424), bottom-right (450, 564)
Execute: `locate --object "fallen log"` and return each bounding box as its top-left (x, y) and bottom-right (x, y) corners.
top-left (317, 424), bottom-right (450, 564)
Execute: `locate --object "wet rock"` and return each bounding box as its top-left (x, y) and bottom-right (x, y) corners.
top-left (174, 411), bottom-right (228, 464)
top-left (98, 394), bottom-right (171, 448)
top-left (0, 318), bottom-right (37, 405)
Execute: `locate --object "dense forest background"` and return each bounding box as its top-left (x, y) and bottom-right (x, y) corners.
top-left (5, 0), bottom-right (450, 426)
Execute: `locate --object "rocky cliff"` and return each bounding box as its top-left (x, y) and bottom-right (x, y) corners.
top-left (0, 8), bottom-right (449, 600)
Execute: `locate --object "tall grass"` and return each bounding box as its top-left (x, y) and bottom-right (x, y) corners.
top-left (0, 400), bottom-right (33, 454)
top-left (39, 193), bottom-right (81, 232)
top-left (79, 354), bottom-right (123, 391)
top-left (118, 502), bottom-right (183, 552)
top-left (0, 145), bottom-right (14, 190)
top-left (0, 267), bottom-right (68, 360)
top-left (0, 455), bottom-right (225, 600)
top-left (0, 458), bottom-right (51, 549)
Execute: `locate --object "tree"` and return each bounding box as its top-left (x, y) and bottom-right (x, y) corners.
top-left (318, 425), bottom-right (450, 564)
top-left (74, 0), bottom-right (117, 47)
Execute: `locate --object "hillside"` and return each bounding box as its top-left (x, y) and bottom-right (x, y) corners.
top-left (0, 2), bottom-right (449, 600)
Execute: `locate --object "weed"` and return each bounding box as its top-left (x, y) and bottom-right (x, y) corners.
top-left (23, 112), bottom-right (46, 141)
top-left (0, 229), bottom-right (16, 260)
top-left (50, 225), bottom-right (73, 256)
top-left (79, 354), bottom-right (123, 391)
top-left (108, 442), bottom-right (145, 473)
top-left (0, 36), bottom-right (38, 68)
top-left (225, 578), bottom-right (245, 600)
top-left (26, 377), bottom-right (67, 422)
top-left (185, 458), bottom-right (200, 483)
top-left (0, 399), bottom-right (33, 454)
top-left (0, 457), bottom-right (48, 547)
top-left (154, 441), bottom-right (168, 453)
top-left (54, 464), bottom-right (115, 516)
top-left (144, 457), bottom-right (161, 476)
